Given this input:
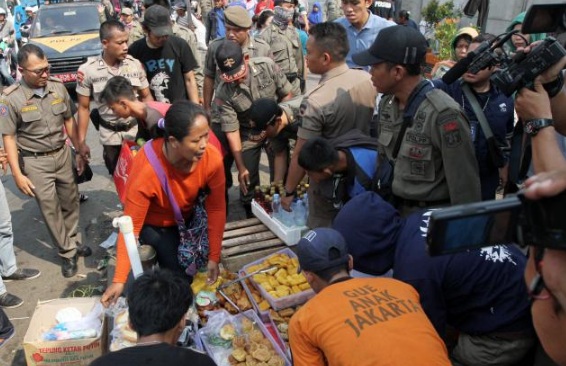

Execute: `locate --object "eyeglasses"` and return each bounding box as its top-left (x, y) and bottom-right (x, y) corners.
top-left (22, 65), bottom-right (51, 76)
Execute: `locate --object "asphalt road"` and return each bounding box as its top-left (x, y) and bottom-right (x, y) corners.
top-left (1, 74), bottom-right (320, 365)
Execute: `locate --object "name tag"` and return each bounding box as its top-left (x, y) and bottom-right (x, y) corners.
top-left (52, 98), bottom-right (64, 105)
top-left (21, 105), bottom-right (38, 113)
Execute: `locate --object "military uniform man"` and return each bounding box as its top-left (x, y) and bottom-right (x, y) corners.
top-left (203, 6), bottom-right (271, 111)
top-left (77, 20), bottom-right (152, 175)
top-left (214, 40), bottom-right (292, 216)
top-left (120, 7), bottom-right (144, 45)
top-left (353, 26), bottom-right (481, 215)
top-left (282, 23), bottom-right (376, 228)
top-left (257, 0), bottom-right (304, 96)
top-left (0, 44), bottom-right (91, 278)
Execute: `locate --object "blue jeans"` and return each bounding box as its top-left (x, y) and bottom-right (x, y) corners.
top-left (0, 179), bottom-right (17, 295)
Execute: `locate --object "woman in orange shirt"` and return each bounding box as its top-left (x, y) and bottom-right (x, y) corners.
top-left (101, 101), bottom-right (226, 306)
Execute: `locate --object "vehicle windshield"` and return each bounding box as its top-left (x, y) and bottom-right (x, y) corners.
top-left (31, 5), bottom-right (100, 37)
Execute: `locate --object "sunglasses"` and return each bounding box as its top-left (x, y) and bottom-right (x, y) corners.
top-left (21, 65), bottom-right (51, 76)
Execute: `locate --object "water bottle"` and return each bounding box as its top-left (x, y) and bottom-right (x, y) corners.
top-left (272, 194), bottom-right (281, 220)
top-left (293, 199), bottom-right (307, 226)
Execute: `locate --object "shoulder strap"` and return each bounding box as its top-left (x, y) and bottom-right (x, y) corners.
top-left (144, 140), bottom-right (184, 225)
top-left (391, 79), bottom-right (434, 159)
top-left (461, 83), bottom-right (494, 139)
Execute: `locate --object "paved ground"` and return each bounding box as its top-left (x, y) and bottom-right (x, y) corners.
top-left (1, 75), bottom-right (319, 365)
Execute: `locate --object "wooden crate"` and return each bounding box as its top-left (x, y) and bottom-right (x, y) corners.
top-left (221, 218), bottom-right (288, 272)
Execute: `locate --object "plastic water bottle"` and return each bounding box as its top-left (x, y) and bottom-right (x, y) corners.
top-left (272, 194), bottom-right (281, 220)
top-left (293, 199), bottom-right (307, 226)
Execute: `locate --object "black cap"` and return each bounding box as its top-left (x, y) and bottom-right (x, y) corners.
top-left (297, 228), bottom-right (350, 273)
top-left (352, 25), bottom-right (427, 66)
top-left (215, 40), bottom-right (247, 82)
top-left (249, 98), bottom-right (282, 131)
top-left (142, 5), bottom-right (173, 37)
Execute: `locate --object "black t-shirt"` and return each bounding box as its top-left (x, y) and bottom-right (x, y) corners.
top-left (372, 0), bottom-right (394, 19)
top-left (90, 343), bottom-right (216, 366)
top-left (129, 36), bottom-right (198, 103)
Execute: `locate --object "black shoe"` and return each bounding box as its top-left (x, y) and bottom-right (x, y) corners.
top-left (0, 292), bottom-right (24, 309)
top-left (61, 255), bottom-right (78, 278)
top-left (76, 245), bottom-right (92, 257)
top-left (2, 268), bottom-right (41, 282)
top-left (79, 193), bottom-right (89, 203)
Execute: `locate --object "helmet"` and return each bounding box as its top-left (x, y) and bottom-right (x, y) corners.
top-left (0, 8), bottom-right (6, 15)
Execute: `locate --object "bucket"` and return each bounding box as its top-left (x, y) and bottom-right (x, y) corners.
top-left (139, 245), bottom-right (157, 271)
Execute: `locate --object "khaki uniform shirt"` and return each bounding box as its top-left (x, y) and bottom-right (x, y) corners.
top-left (205, 37), bottom-right (271, 87)
top-left (76, 54), bottom-right (148, 145)
top-left (214, 57), bottom-right (292, 140)
top-left (0, 78), bottom-right (72, 152)
top-left (377, 89), bottom-right (481, 204)
top-left (257, 24), bottom-right (302, 95)
top-left (298, 64), bottom-right (376, 140)
top-left (125, 20), bottom-right (144, 45)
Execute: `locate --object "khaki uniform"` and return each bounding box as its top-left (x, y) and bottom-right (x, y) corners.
top-left (173, 22), bottom-right (204, 97)
top-left (76, 54), bottom-right (148, 146)
top-left (0, 78), bottom-right (80, 258)
top-left (214, 57), bottom-right (292, 204)
top-left (297, 64), bottom-right (377, 228)
top-left (257, 24), bottom-right (303, 96)
top-left (377, 89), bottom-right (481, 212)
top-left (125, 20), bottom-right (144, 45)
top-left (205, 37), bottom-right (271, 88)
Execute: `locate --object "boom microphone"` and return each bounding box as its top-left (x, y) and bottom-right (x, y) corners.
top-left (441, 52), bottom-right (475, 84)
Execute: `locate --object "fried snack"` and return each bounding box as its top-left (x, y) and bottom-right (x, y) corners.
top-left (233, 335), bottom-right (247, 348)
top-left (249, 253), bottom-right (311, 299)
top-left (249, 329), bottom-right (265, 343)
top-left (241, 317), bottom-right (254, 333)
top-left (267, 355), bottom-right (285, 366)
top-left (252, 347), bottom-right (271, 362)
top-left (258, 300), bottom-right (271, 311)
top-left (232, 348), bottom-right (247, 362)
top-left (220, 324), bottom-right (237, 340)
top-left (278, 308), bottom-right (295, 318)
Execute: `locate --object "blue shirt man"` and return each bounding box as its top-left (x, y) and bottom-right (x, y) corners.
top-left (335, 0), bottom-right (395, 71)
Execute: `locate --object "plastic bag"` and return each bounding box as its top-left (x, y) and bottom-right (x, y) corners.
top-left (42, 302), bottom-right (103, 341)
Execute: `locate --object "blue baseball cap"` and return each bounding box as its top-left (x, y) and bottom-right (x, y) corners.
top-left (297, 228), bottom-right (349, 272)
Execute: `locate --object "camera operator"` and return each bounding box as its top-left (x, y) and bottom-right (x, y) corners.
top-left (514, 44), bottom-right (566, 365)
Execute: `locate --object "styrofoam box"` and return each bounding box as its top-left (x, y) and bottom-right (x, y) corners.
top-left (241, 248), bottom-right (315, 311)
top-left (199, 310), bottom-right (291, 366)
top-left (251, 200), bottom-right (308, 246)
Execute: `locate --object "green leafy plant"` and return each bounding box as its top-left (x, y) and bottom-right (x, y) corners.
top-left (422, 0), bottom-right (460, 27)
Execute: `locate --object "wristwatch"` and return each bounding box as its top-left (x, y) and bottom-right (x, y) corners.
top-left (524, 118), bottom-right (554, 136)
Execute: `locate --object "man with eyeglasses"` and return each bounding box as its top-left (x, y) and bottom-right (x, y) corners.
top-left (0, 44), bottom-right (90, 278)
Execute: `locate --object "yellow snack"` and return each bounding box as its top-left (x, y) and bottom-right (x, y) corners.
top-left (259, 282), bottom-right (273, 292)
top-left (290, 258), bottom-right (299, 267)
top-left (299, 282), bottom-right (311, 291)
top-left (253, 273), bottom-right (269, 283)
top-left (268, 290), bottom-right (279, 298)
top-left (277, 276), bottom-right (289, 286)
top-left (268, 277), bottom-right (280, 288)
top-left (274, 268), bottom-right (288, 279)
top-left (275, 287), bottom-right (290, 297)
top-left (291, 285), bottom-right (301, 294)
top-left (258, 300), bottom-right (271, 311)
top-left (232, 348), bottom-right (247, 362)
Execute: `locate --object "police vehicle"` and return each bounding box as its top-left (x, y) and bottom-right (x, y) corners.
top-left (27, 0), bottom-right (102, 88)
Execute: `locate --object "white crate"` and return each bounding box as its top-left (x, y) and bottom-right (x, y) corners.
top-left (251, 200), bottom-right (308, 246)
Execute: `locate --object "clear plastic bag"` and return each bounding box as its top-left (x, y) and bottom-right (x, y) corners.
top-left (42, 302), bottom-right (104, 341)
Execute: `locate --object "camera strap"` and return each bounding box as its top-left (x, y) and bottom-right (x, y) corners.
top-left (461, 83), bottom-right (495, 140)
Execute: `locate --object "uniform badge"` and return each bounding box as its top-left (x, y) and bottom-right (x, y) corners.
top-left (223, 58), bottom-right (235, 68)
top-left (414, 111), bottom-right (426, 132)
top-left (77, 71), bottom-right (85, 84)
top-left (0, 103), bottom-right (8, 117)
top-left (444, 130), bottom-right (462, 147)
top-left (411, 161), bottom-right (426, 176)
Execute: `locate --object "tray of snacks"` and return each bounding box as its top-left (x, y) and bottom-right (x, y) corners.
top-left (242, 249), bottom-right (314, 311)
top-left (199, 309), bottom-right (290, 366)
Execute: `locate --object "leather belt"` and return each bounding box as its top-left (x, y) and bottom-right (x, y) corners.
top-left (396, 197), bottom-right (450, 209)
top-left (99, 118), bottom-right (137, 132)
top-left (19, 145), bottom-right (64, 158)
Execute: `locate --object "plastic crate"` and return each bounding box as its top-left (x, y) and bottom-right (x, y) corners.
top-left (241, 248), bottom-right (314, 311)
top-left (199, 310), bottom-right (290, 366)
top-left (251, 200), bottom-right (308, 246)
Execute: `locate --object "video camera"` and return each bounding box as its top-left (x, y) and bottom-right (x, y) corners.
top-left (441, 0), bottom-right (566, 97)
top-left (426, 191), bottom-right (566, 256)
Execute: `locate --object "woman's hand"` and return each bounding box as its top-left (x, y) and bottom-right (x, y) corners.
top-left (206, 260), bottom-right (219, 285)
top-left (101, 283), bottom-right (125, 308)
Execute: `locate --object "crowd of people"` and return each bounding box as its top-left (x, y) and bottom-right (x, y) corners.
top-left (0, 0), bottom-right (565, 365)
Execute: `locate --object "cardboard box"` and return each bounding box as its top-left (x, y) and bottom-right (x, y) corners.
top-left (251, 200), bottom-right (308, 246)
top-left (23, 297), bottom-right (107, 366)
top-left (113, 140), bottom-right (138, 204)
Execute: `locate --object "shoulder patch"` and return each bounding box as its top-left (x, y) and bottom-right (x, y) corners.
top-left (2, 83), bottom-right (19, 95)
top-left (425, 89), bottom-right (459, 113)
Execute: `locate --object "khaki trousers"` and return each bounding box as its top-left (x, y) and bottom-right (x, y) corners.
top-left (23, 145), bottom-right (80, 258)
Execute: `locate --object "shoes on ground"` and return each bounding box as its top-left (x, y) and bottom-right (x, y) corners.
top-left (2, 268), bottom-right (41, 282)
top-left (79, 193), bottom-right (89, 203)
top-left (77, 245), bottom-right (92, 257)
top-left (0, 292), bottom-right (23, 309)
top-left (0, 327), bottom-right (15, 348)
top-left (61, 254), bottom-right (78, 278)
